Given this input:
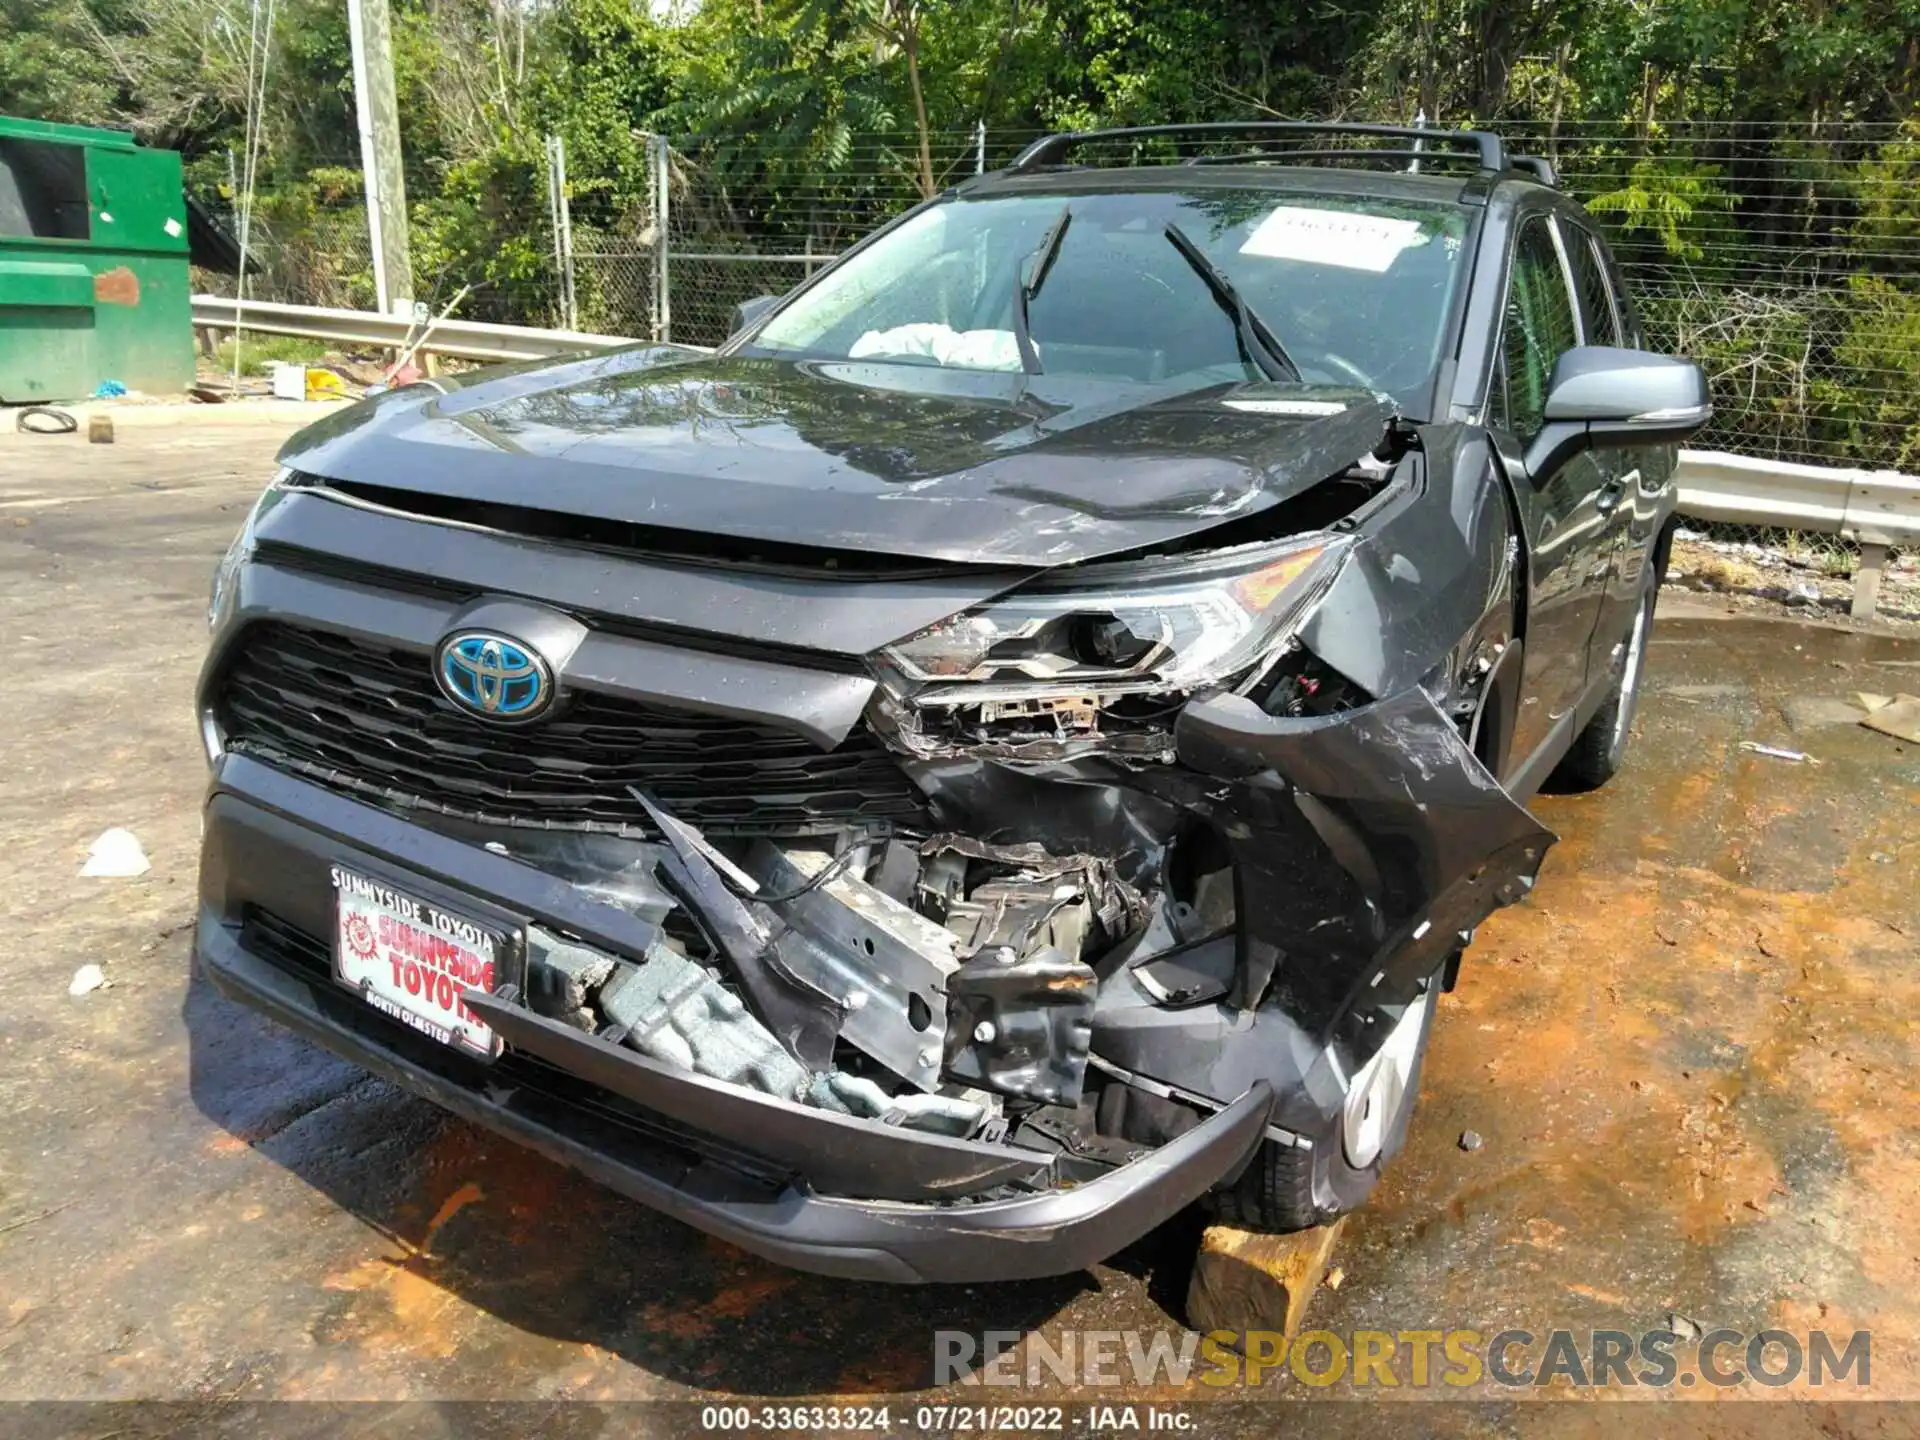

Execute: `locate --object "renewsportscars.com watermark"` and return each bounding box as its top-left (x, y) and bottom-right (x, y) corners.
top-left (935, 1327), bottom-right (1872, 1390)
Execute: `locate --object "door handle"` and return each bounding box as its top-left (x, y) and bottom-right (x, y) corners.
top-left (1594, 478), bottom-right (1626, 515)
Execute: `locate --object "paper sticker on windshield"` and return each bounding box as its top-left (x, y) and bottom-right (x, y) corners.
top-left (1240, 206), bottom-right (1426, 271)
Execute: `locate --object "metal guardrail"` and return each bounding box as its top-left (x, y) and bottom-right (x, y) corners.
top-left (191, 295), bottom-right (637, 363)
top-left (1675, 450), bottom-right (1918, 617)
top-left (194, 297), bottom-right (1915, 615)
top-left (1674, 450), bottom-right (1920, 544)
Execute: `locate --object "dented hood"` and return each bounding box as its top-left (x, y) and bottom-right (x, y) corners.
top-left (278, 348), bottom-right (1393, 567)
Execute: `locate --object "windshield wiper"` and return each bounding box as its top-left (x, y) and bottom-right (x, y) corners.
top-left (1162, 223), bottom-right (1301, 382)
top-left (1012, 205), bottom-right (1072, 374)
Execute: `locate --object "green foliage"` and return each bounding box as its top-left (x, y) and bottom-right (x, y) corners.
top-left (1820, 276), bottom-right (1920, 471)
top-left (0, 0), bottom-right (120, 125)
top-left (1587, 158), bottom-right (1733, 261)
top-left (1853, 120), bottom-right (1920, 255)
top-left (215, 333), bottom-right (331, 375)
top-left (522, 0), bottom-right (672, 200)
top-left (408, 146), bottom-right (560, 324)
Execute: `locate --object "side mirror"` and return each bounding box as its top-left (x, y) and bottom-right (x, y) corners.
top-left (1522, 346), bottom-right (1711, 480)
top-left (728, 292), bottom-right (783, 337)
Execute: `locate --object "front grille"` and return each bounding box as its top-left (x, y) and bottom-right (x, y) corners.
top-left (215, 622), bottom-right (931, 838)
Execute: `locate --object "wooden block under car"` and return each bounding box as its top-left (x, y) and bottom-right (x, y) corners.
top-left (1185, 1219), bottom-right (1345, 1346)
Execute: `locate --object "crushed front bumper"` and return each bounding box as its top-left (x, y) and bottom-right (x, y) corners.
top-left (194, 755), bottom-right (1275, 1283)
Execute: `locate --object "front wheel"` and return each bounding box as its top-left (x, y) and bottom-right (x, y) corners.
top-left (1211, 976), bottom-right (1440, 1232)
top-left (1552, 569), bottom-right (1657, 792)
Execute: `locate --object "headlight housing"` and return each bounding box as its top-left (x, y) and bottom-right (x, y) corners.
top-left (877, 534), bottom-right (1350, 705)
top-left (208, 467), bottom-right (294, 628)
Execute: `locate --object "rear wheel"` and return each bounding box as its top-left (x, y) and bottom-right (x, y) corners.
top-left (1553, 568), bottom-right (1657, 792)
top-left (1212, 976), bottom-right (1440, 1231)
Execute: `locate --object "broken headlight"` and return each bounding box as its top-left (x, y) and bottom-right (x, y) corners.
top-left (878, 534), bottom-right (1350, 703)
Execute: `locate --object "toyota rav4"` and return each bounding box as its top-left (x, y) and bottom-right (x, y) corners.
top-left (194, 122), bottom-right (1710, 1282)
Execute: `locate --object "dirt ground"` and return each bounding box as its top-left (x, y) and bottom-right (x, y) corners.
top-left (2, 415), bottom-right (1917, 1435)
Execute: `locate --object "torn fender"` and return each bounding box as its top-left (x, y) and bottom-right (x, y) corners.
top-left (1172, 685), bottom-right (1555, 1033)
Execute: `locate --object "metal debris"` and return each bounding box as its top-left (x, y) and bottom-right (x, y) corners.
top-left (1737, 741), bottom-right (1814, 764)
top-left (1458, 1130), bottom-right (1483, 1152)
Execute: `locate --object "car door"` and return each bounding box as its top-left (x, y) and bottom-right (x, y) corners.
top-left (1561, 219), bottom-right (1644, 677)
top-left (1489, 212), bottom-right (1617, 773)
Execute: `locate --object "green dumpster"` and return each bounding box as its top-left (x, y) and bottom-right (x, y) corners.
top-left (0, 115), bottom-right (195, 403)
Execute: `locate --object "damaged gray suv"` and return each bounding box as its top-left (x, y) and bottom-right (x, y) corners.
top-left (194, 123), bottom-right (1710, 1282)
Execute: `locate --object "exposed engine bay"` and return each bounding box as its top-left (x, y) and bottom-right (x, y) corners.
top-left (507, 815), bottom-right (1165, 1146)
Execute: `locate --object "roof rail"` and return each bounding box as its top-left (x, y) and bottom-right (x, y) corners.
top-left (1007, 122), bottom-right (1509, 176)
top-left (1507, 154), bottom-right (1558, 187)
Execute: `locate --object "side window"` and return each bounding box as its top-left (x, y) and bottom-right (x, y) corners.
top-left (1497, 216), bottom-right (1580, 441)
top-left (1566, 228), bottom-right (1621, 348)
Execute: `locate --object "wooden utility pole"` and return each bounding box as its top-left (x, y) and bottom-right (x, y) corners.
top-left (347, 0), bottom-right (413, 313)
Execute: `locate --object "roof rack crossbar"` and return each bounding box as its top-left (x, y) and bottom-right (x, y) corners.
top-left (1008, 122), bottom-right (1508, 175)
top-left (1181, 146), bottom-right (1494, 170)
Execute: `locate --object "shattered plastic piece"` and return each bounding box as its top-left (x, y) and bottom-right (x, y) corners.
top-left (1667, 1313), bottom-right (1702, 1343)
top-left (527, 930), bottom-right (616, 1030)
top-left (598, 942), bottom-right (810, 1101)
top-left (81, 828), bottom-right (149, 878)
top-left (639, 793), bottom-right (845, 1068)
top-left (1860, 694), bottom-right (1920, 745)
top-left (1174, 685), bottom-right (1555, 1016)
top-left (1738, 742), bottom-right (1812, 764)
top-left (68, 964), bottom-right (108, 996)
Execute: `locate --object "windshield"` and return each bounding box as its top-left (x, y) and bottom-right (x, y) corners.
top-left (743, 187), bottom-right (1471, 408)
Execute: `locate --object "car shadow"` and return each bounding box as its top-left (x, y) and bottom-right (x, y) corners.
top-left (182, 960), bottom-right (1199, 1395)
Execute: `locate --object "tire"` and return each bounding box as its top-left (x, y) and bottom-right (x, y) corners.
top-left (1552, 568), bottom-right (1657, 792)
top-left (1211, 974), bottom-right (1442, 1232)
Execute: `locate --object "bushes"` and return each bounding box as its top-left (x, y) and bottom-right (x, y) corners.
top-left (1639, 273), bottom-right (1920, 471)
top-left (1820, 277), bottom-right (1920, 473)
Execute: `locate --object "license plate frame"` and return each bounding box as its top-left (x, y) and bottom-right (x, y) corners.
top-left (330, 865), bottom-right (521, 1060)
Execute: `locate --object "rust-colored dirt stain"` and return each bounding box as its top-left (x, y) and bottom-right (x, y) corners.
top-left (92, 266), bottom-right (140, 307)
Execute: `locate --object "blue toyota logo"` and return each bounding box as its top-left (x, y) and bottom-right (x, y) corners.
top-left (434, 631), bottom-right (553, 721)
